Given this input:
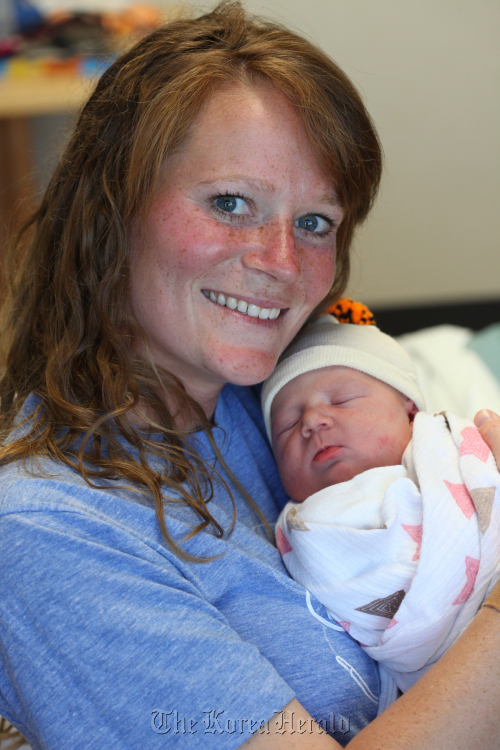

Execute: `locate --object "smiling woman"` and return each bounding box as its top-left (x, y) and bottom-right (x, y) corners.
top-left (128, 83), bottom-right (344, 414)
top-left (1, 3), bottom-right (500, 749)
top-left (0, 0), bottom-right (380, 564)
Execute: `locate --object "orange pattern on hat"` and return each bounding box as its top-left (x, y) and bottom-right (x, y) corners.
top-left (325, 298), bottom-right (376, 326)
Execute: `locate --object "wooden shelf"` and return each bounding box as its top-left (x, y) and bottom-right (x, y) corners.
top-left (0, 75), bottom-right (95, 117)
top-left (0, 75), bottom-right (97, 252)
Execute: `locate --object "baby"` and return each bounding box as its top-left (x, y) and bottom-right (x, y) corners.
top-left (261, 314), bottom-right (500, 702)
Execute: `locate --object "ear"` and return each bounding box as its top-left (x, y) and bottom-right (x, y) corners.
top-left (404, 399), bottom-right (419, 423)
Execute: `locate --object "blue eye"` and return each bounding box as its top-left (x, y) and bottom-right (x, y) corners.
top-left (214, 195), bottom-right (249, 215)
top-left (216, 196), bottom-right (237, 212)
top-left (295, 214), bottom-right (332, 234)
top-left (297, 215), bottom-right (318, 231)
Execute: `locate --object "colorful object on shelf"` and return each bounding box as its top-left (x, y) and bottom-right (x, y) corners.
top-left (0, 52), bottom-right (117, 79)
top-left (13, 0), bottom-right (43, 34)
top-left (102, 5), bottom-right (162, 40)
top-left (0, 35), bottom-right (19, 58)
top-left (0, 4), bottom-right (161, 79)
top-left (325, 298), bottom-right (376, 326)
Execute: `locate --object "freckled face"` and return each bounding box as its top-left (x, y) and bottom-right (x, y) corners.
top-left (272, 367), bottom-right (415, 501)
top-left (128, 83), bottom-right (344, 412)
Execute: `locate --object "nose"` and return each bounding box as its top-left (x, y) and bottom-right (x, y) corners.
top-left (301, 404), bottom-right (334, 438)
top-left (241, 217), bottom-right (301, 283)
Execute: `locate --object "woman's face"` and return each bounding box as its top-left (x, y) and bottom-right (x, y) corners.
top-left (129, 82), bottom-right (344, 414)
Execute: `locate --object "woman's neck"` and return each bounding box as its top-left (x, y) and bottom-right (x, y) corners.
top-left (129, 383), bottom-right (223, 433)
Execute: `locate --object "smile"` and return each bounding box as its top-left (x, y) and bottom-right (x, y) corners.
top-left (202, 289), bottom-right (282, 320)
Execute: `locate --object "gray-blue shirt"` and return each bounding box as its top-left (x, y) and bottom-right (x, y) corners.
top-left (0, 385), bottom-right (380, 748)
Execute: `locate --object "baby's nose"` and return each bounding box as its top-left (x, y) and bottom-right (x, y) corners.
top-left (301, 405), bottom-right (334, 435)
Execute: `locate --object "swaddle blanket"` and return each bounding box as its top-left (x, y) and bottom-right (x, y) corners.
top-left (276, 411), bottom-right (500, 692)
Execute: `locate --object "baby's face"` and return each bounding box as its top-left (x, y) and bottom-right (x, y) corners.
top-left (271, 366), bottom-right (416, 502)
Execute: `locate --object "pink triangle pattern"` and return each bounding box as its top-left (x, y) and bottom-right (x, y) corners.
top-left (444, 480), bottom-right (475, 519)
top-left (452, 556), bottom-right (480, 605)
top-left (459, 426), bottom-right (491, 463)
top-left (338, 621), bottom-right (351, 633)
top-left (401, 523), bottom-right (423, 560)
top-left (276, 526), bottom-right (293, 556)
top-left (387, 617), bottom-right (398, 629)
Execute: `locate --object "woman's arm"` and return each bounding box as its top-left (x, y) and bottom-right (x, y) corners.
top-left (243, 410), bottom-right (500, 750)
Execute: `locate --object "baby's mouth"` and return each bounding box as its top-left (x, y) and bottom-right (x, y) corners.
top-left (313, 445), bottom-right (343, 463)
top-left (202, 289), bottom-right (283, 320)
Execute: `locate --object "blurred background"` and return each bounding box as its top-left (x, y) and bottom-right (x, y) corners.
top-left (0, 0), bottom-right (499, 310)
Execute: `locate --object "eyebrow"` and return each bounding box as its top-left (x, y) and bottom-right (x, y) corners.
top-left (194, 175), bottom-right (341, 207)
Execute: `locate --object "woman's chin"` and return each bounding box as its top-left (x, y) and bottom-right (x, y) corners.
top-left (211, 347), bottom-right (281, 388)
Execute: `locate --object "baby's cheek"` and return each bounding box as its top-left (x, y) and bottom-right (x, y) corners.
top-left (280, 462), bottom-right (315, 502)
top-left (281, 471), bottom-right (308, 503)
top-left (375, 428), bottom-right (411, 465)
top-left (376, 434), bottom-right (396, 451)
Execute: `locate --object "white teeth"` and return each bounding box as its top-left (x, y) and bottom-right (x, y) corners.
top-left (202, 290), bottom-right (282, 320)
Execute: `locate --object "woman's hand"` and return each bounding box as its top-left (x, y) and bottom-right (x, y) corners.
top-left (244, 603), bottom-right (500, 750)
top-left (475, 410), bottom-right (500, 469)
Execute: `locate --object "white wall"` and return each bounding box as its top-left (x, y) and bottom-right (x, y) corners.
top-left (189, 0), bottom-right (500, 307)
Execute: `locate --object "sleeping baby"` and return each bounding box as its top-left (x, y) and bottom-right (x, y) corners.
top-left (261, 313), bottom-right (500, 700)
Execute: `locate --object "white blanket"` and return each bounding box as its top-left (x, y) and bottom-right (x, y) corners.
top-left (276, 411), bottom-right (500, 694)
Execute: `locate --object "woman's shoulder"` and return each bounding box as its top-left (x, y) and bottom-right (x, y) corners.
top-left (0, 448), bottom-right (168, 547)
top-left (0, 454), bottom-right (85, 507)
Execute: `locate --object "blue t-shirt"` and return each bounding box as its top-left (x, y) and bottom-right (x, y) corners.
top-left (0, 385), bottom-right (380, 749)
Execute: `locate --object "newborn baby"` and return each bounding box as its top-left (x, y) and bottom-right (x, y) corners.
top-left (270, 364), bottom-right (417, 502)
top-left (261, 314), bottom-right (500, 702)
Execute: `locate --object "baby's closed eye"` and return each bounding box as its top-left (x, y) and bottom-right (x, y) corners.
top-left (331, 394), bottom-right (365, 406)
top-left (274, 418), bottom-right (300, 439)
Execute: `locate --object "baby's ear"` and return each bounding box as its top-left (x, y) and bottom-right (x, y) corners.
top-left (405, 399), bottom-right (419, 423)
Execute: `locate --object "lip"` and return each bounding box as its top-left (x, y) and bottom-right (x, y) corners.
top-left (201, 288), bottom-right (289, 310)
top-left (312, 445), bottom-right (343, 464)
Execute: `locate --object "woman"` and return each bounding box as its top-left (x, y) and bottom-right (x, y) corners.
top-left (0, 3), bottom-right (499, 748)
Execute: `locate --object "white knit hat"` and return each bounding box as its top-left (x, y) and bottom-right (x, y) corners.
top-left (261, 315), bottom-right (425, 440)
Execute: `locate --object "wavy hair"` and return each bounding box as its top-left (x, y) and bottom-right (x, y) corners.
top-left (0, 1), bottom-right (382, 560)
